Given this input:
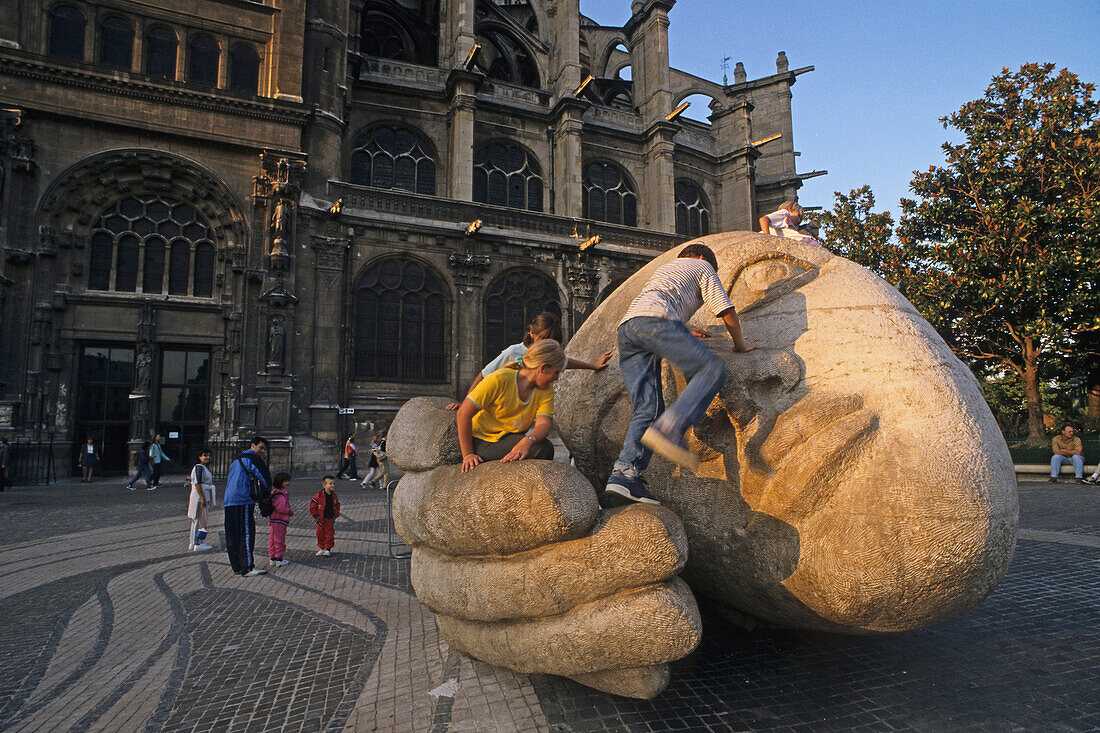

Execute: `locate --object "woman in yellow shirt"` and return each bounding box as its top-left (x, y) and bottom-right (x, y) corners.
top-left (456, 339), bottom-right (566, 473)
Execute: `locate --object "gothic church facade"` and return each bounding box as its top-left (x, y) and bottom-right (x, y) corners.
top-left (0, 0), bottom-right (816, 471)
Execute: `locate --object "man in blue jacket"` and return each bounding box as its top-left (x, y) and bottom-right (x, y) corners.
top-left (223, 436), bottom-right (272, 576)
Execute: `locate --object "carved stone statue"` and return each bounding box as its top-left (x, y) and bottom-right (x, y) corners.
top-left (134, 344), bottom-right (153, 397)
top-left (270, 195), bottom-right (292, 253)
top-left (389, 397), bottom-right (701, 700)
top-left (556, 231), bottom-right (1018, 633)
top-left (267, 317), bottom-right (285, 371)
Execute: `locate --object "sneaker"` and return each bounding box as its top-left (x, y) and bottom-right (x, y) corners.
top-left (147, 484), bottom-right (158, 491)
top-left (245, 568), bottom-right (267, 576)
top-left (1086, 476), bottom-right (1099, 485)
top-left (1077, 478), bottom-right (1085, 484)
top-left (126, 483), bottom-right (135, 490)
top-left (321, 549), bottom-right (332, 557)
top-left (641, 425), bottom-right (701, 471)
top-left (1048, 477), bottom-right (1058, 483)
top-left (273, 559), bottom-right (289, 567)
top-left (315, 549), bottom-right (326, 556)
top-left (604, 471), bottom-right (661, 505)
top-left (194, 543), bottom-right (213, 551)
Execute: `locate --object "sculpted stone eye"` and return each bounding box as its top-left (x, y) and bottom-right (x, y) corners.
top-left (729, 255), bottom-right (818, 312)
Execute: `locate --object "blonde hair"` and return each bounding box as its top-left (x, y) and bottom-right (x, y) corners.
top-left (509, 339), bottom-right (566, 371)
top-left (780, 200), bottom-right (802, 217)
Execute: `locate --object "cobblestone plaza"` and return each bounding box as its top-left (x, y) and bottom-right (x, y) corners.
top-left (0, 477), bottom-right (1095, 732)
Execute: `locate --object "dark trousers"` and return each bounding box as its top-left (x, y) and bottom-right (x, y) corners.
top-left (473, 433), bottom-right (554, 462)
top-left (224, 504), bottom-right (256, 574)
top-left (338, 454), bottom-right (358, 479)
top-left (150, 462), bottom-right (163, 487)
top-left (0, 466), bottom-right (6, 492)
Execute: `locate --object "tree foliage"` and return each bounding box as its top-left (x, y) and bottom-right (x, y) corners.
top-left (818, 64), bottom-right (1100, 444)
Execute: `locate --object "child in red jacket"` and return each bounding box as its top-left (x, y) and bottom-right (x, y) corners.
top-left (309, 475), bottom-right (341, 557)
top-left (268, 472), bottom-right (294, 567)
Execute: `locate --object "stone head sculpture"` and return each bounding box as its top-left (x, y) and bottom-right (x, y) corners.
top-left (557, 231), bottom-right (1018, 633)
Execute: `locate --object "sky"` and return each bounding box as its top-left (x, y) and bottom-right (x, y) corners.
top-left (579, 0), bottom-right (1100, 218)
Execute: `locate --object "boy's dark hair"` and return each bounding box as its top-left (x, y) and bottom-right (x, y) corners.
top-left (523, 312), bottom-right (563, 346)
top-left (322, 474), bottom-right (336, 482)
top-left (250, 435), bottom-right (268, 449)
top-left (272, 471), bottom-right (291, 488)
top-left (679, 243), bottom-right (719, 272)
top-left (198, 447), bottom-right (211, 458)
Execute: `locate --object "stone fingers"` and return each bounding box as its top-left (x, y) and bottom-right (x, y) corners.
top-left (411, 504), bottom-right (689, 621)
top-left (392, 461), bottom-right (600, 556)
top-left (435, 578), bottom-right (701, 678)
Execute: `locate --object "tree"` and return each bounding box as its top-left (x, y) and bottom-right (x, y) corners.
top-left (814, 186), bottom-right (914, 289)
top-left (897, 63), bottom-right (1100, 445)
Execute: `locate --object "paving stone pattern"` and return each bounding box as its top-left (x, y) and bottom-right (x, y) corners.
top-left (0, 477), bottom-right (1096, 731)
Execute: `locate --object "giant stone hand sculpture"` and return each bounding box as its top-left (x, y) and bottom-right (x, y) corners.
top-left (557, 231), bottom-right (1018, 633)
top-left (389, 397), bottom-right (702, 699)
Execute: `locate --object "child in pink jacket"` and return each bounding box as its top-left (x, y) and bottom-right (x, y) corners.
top-left (268, 472), bottom-right (294, 567)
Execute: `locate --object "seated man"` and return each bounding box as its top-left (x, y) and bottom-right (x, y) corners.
top-left (1050, 424), bottom-right (1085, 483)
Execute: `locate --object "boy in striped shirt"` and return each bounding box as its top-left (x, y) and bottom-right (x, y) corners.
top-left (606, 243), bottom-right (756, 505)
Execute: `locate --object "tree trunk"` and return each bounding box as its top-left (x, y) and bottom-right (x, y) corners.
top-left (1022, 337), bottom-right (1046, 446)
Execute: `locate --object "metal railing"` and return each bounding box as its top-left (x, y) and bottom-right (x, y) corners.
top-left (5, 439), bottom-right (57, 485)
top-left (207, 440), bottom-right (294, 479)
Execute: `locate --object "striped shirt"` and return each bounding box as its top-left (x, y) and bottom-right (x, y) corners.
top-left (620, 258), bottom-right (734, 327)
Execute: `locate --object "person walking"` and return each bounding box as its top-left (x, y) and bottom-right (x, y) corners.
top-left (337, 434), bottom-right (359, 480)
top-left (148, 435), bottom-right (166, 490)
top-left (0, 437), bottom-right (9, 492)
top-left (77, 437), bottom-right (99, 483)
top-left (126, 441), bottom-right (153, 490)
top-left (223, 436), bottom-right (271, 576)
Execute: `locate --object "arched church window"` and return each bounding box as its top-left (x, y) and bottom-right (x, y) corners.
top-left (483, 269), bottom-right (561, 364)
top-left (354, 258), bottom-right (448, 383)
top-left (193, 242), bottom-right (215, 297)
top-left (473, 28), bottom-right (540, 88)
top-left (98, 16), bottom-right (133, 71)
top-left (48, 5), bottom-right (85, 62)
top-left (473, 141), bottom-right (543, 212)
top-left (361, 15), bottom-right (409, 61)
top-left (583, 161), bottom-right (637, 227)
top-left (86, 196), bottom-right (216, 297)
top-left (168, 240), bottom-right (190, 295)
top-left (228, 44), bottom-right (259, 94)
top-left (350, 125), bottom-right (436, 195)
top-left (145, 26), bottom-right (177, 81)
top-left (188, 35), bottom-right (219, 88)
top-left (675, 180), bottom-right (710, 238)
top-left (89, 232), bottom-right (113, 290)
top-left (115, 233), bottom-right (139, 291)
top-left (143, 236), bottom-right (165, 292)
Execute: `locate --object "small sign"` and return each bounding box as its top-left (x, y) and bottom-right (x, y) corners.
top-left (168, 431), bottom-right (180, 439)
top-left (338, 408), bottom-right (356, 415)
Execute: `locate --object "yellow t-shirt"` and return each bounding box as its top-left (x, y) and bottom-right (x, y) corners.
top-left (467, 368), bottom-right (554, 443)
top-left (1052, 435), bottom-right (1082, 453)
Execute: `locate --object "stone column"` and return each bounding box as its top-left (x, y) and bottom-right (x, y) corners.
top-left (446, 71), bottom-right (480, 201)
top-left (626, 0), bottom-right (677, 232)
top-left (711, 100), bottom-right (758, 232)
top-left (440, 0), bottom-right (477, 69)
top-left (550, 98), bottom-right (588, 217)
top-left (447, 252), bottom-right (491, 396)
top-left (640, 121), bottom-right (677, 232)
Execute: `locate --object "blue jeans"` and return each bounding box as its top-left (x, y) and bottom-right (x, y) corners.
top-left (1051, 454), bottom-right (1084, 478)
top-left (614, 317), bottom-right (726, 474)
top-left (127, 464), bottom-right (151, 487)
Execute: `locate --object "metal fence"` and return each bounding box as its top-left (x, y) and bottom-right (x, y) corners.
top-left (5, 440), bottom-right (57, 485)
top-left (207, 441), bottom-right (294, 480)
